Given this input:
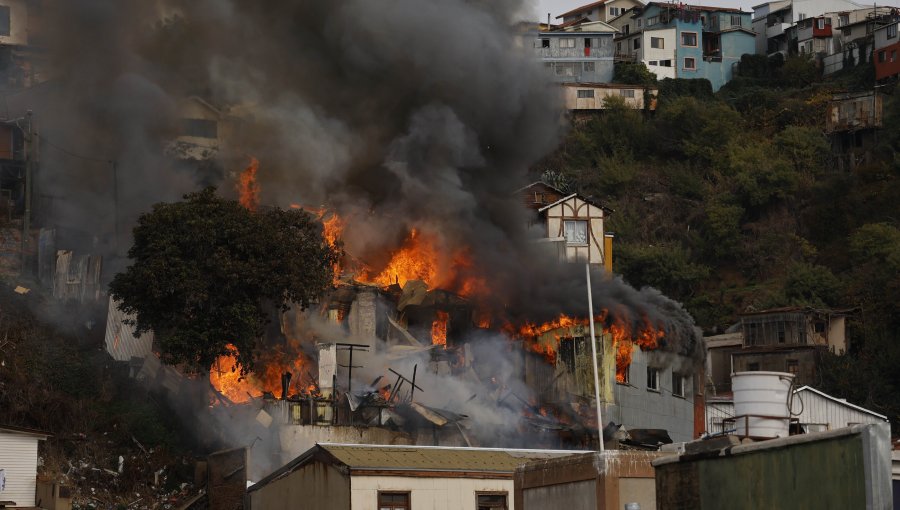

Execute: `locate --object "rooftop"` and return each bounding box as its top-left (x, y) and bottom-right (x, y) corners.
top-left (557, 0), bottom-right (609, 20)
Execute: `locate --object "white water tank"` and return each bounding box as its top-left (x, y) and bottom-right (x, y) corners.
top-left (732, 371), bottom-right (794, 438)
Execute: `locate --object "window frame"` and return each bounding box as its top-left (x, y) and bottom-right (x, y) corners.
top-left (563, 219), bottom-right (589, 246)
top-left (731, 15), bottom-right (742, 27)
top-left (647, 366), bottom-right (659, 392)
top-left (560, 37), bottom-right (576, 48)
top-left (633, 38), bottom-right (640, 49)
top-left (651, 36), bottom-right (664, 49)
top-left (0, 6), bottom-right (10, 37)
top-left (681, 31), bottom-right (698, 47)
top-left (786, 359), bottom-right (799, 375)
top-left (817, 18), bottom-right (825, 29)
top-left (620, 89), bottom-right (635, 98)
top-left (577, 89), bottom-right (595, 99)
top-left (672, 372), bottom-right (685, 398)
top-left (378, 491), bottom-right (411, 510)
top-left (879, 50), bottom-right (886, 63)
top-left (888, 24), bottom-right (898, 39)
top-left (683, 57), bottom-right (696, 70)
top-left (476, 491), bottom-right (509, 510)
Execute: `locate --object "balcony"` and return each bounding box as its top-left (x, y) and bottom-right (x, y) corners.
top-left (767, 22), bottom-right (791, 38)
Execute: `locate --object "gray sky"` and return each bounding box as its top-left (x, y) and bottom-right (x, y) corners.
top-left (530, 0), bottom-right (900, 21)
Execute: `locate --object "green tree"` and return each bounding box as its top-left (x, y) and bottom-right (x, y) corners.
top-left (109, 188), bottom-right (339, 374)
top-left (613, 62), bottom-right (657, 85)
top-left (616, 242), bottom-right (710, 299)
top-left (774, 126), bottom-right (829, 176)
top-left (782, 262), bottom-right (841, 307)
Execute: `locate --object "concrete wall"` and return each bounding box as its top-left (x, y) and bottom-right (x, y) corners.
top-left (533, 33), bottom-right (615, 83)
top-left (654, 423), bottom-right (893, 510)
top-left (350, 475), bottom-right (513, 510)
top-left (0, 431), bottom-right (40, 507)
top-left (248, 461), bottom-right (350, 510)
top-left (641, 28), bottom-right (677, 80)
top-left (607, 348), bottom-right (696, 443)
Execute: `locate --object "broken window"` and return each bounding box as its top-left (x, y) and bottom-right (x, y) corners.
top-left (619, 363), bottom-right (630, 384)
top-left (647, 367), bottom-right (659, 391)
top-left (672, 372), bottom-right (684, 397)
top-left (577, 89), bottom-right (595, 99)
top-left (786, 359), bottom-right (799, 375)
top-left (651, 37), bottom-right (664, 49)
top-left (681, 32), bottom-right (698, 47)
top-left (0, 6), bottom-right (10, 37)
top-left (477, 493), bottom-right (508, 510)
top-left (564, 220), bottom-right (588, 245)
top-left (379, 492), bottom-right (410, 510)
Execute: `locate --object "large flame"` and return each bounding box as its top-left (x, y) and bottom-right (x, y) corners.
top-left (209, 344), bottom-right (259, 403)
top-left (512, 312), bottom-right (664, 382)
top-left (369, 229), bottom-right (440, 288)
top-left (431, 310), bottom-right (449, 348)
top-left (238, 157), bottom-right (260, 211)
top-left (209, 343), bottom-right (315, 404)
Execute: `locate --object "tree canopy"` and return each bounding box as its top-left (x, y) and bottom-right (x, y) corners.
top-left (109, 187), bottom-right (339, 374)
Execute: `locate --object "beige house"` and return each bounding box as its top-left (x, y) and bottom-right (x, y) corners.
top-left (561, 83), bottom-right (657, 111)
top-left (519, 183), bottom-right (611, 270)
top-left (167, 96), bottom-right (246, 160)
top-left (557, 0), bottom-right (646, 24)
top-left (246, 444), bottom-right (586, 510)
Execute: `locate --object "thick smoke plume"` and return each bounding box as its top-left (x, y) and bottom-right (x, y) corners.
top-left (29, 2), bottom-right (702, 361)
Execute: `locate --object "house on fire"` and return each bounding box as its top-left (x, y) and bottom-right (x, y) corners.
top-left (246, 443), bottom-right (586, 510)
top-left (518, 182), bottom-right (613, 272)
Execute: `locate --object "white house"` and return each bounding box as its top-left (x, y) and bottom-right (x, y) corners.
top-left (246, 443), bottom-right (586, 510)
top-left (0, 425), bottom-right (49, 508)
top-left (706, 385), bottom-right (888, 435)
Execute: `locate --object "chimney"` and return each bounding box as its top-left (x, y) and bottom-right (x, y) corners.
top-left (280, 372), bottom-right (292, 400)
top-left (317, 343), bottom-right (337, 398)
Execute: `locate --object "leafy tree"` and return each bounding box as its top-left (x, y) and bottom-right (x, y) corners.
top-left (109, 188), bottom-right (339, 374)
top-left (613, 62), bottom-right (657, 85)
top-left (774, 125), bottom-right (829, 176)
top-left (845, 223), bottom-right (900, 326)
top-left (655, 96), bottom-right (741, 164)
top-left (726, 140), bottom-right (798, 208)
top-left (616, 242), bottom-right (710, 299)
top-left (702, 199), bottom-right (744, 259)
top-left (782, 262), bottom-right (841, 307)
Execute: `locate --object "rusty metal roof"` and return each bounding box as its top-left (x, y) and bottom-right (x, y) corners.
top-left (248, 444), bottom-right (589, 492)
top-left (320, 444), bottom-right (582, 473)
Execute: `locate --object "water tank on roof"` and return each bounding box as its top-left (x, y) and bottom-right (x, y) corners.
top-left (732, 371), bottom-right (794, 438)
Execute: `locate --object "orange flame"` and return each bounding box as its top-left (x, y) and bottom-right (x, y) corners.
top-left (238, 157), bottom-right (260, 211)
top-left (370, 229), bottom-right (440, 288)
top-left (209, 344), bottom-right (259, 403)
top-left (209, 343), bottom-right (314, 404)
top-left (431, 310), bottom-right (449, 348)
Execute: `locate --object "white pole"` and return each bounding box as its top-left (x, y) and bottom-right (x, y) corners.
top-left (586, 263), bottom-right (605, 452)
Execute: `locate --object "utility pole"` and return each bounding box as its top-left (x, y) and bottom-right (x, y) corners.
top-left (21, 111), bottom-right (33, 274)
top-left (586, 263), bottom-right (605, 452)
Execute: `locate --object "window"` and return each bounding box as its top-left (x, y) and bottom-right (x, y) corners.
top-left (817, 18), bottom-right (825, 29)
top-left (477, 493), bottom-right (508, 510)
top-left (624, 24), bottom-right (630, 35)
top-left (786, 359), bottom-right (799, 375)
top-left (584, 37), bottom-right (592, 48)
top-left (731, 15), bottom-right (742, 27)
top-left (842, 27), bottom-right (851, 36)
top-left (560, 38), bottom-right (576, 48)
top-left (555, 63), bottom-right (575, 76)
top-left (182, 119), bottom-right (218, 139)
top-left (583, 61), bottom-right (595, 72)
top-left (617, 42), bottom-right (622, 52)
top-left (748, 362), bottom-right (760, 371)
top-left (649, 60), bottom-right (658, 65)
top-left (839, 14), bottom-right (849, 27)
top-left (651, 37), bottom-right (664, 49)
top-left (648, 16), bottom-right (658, 26)
top-left (533, 192), bottom-right (545, 204)
top-left (684, 57), bottom-right (696, 69)
top-left (879, 50), bottom-right (886, 63)
top-left (637, 19), bottom-right (642, 28)
top-left (0, 6), bottom-right (9, 37)
top-left (893, 50), bottom-right (897, 62)
top-left (610, 7), bottom-right (621, 17)
top-left (681, 31), bottom-right (698, 47)
top-left (889, 24), bottom-right (898, 39)
top-left (798, 13), bottom-right (807, 21)
top-left (577, 89), bottom-right (595, 99)
top-left (633, 38), bottom-right (640, 49)
top-left (659, 59), bottom-right (672, 67)
top-left (619, 363), bottom-right (630, 384)
top-left (541, 38), bottom-right (550, 48)
top-left (620, 89), bottom-right (635, 98)
top-left (378, 492), bottom-right (410, 510)
top-left (672, 373), bottom-right (685, 397)
top-left (564, 220), bottom-right (588, 245)
top-left (647, 367), bottom-right (659, 391)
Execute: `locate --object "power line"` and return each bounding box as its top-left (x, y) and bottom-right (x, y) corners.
top-left (37, 133), bottom-right (114, 164)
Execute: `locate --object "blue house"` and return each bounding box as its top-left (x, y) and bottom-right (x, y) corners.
top-left (620, 2), bottom-right (755, 90)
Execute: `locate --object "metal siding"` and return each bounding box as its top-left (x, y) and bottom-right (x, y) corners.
top-left (0, 432), bottom-right (39, 507)
top-left (104, 297), bottom-right (153, 362)
top-left (351, 475), bottom-right (514, 510)
top-left (794, 389), bottom-right (884, 429)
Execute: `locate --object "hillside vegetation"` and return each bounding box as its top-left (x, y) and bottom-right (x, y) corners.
top-left (536, 56), bottom-right (900, 426)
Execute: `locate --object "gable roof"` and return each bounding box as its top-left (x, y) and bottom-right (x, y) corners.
top-left (514, 181), bottom-right (567, 196)
top-left (794, 386), bottom-right (889, 421)
top-left (538, 192), bottom-right (613, 214)
top-left (557, 1), bottom-right (609, 19)
top-left (248, 444), bottom-right (589, 492)
top-left (646, 1), bottom-right (748, 14)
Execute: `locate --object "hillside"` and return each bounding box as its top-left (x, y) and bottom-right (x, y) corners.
top-left (534, 57), bottom-right (900, 425)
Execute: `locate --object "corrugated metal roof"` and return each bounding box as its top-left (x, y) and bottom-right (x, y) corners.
top-left (320, 444), bottom-right (580, 472)
top-left (104, 297), bottom-right (153, 362)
